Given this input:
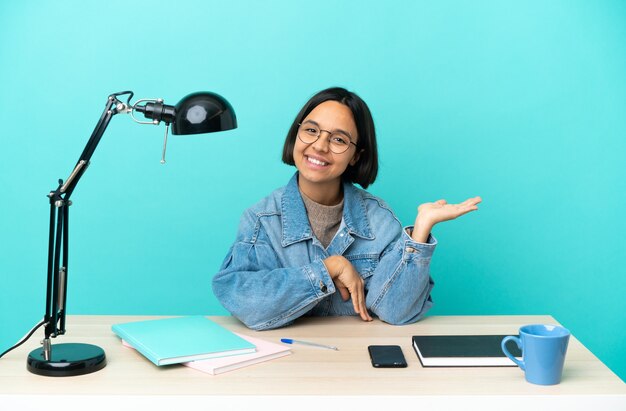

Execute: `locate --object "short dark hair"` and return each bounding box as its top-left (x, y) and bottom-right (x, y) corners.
top-left (282, 87), bottom-right (378, 188)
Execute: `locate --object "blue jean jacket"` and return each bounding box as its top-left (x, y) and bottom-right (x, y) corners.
top-left (212, 173), bottom-right (436, 330)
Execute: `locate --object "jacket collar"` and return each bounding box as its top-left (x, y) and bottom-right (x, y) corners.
top-left (281, 173), bottom-right (374, 246)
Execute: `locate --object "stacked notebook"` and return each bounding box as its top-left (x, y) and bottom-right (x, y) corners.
top-left (112, 316), bottom-right (290, 373)
top-left (112, 316), bottom-right (255, 366)
top-left (122, 333), bottom-right (291, 375)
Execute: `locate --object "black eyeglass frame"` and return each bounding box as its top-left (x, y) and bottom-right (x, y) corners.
top-left (297, 122), bottom-right (357, 154)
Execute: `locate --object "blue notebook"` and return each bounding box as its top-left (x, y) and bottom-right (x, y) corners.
top-left (111, 316), bottom-right (256, 366)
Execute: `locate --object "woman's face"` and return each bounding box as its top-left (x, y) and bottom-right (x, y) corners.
top-left (293, 101), bottom-right (360, 200)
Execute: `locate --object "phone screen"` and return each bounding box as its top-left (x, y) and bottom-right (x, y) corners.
top-left (368, 345), bottom-right (407, 368)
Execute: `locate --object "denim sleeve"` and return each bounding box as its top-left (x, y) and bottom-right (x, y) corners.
top-left (212, 239), bottom-right (336, 331)
top-left (365, 226), bottom-right (437, 325)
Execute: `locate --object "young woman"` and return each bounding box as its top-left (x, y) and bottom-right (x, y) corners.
top-left (212, 87), bottom-right (481, 330)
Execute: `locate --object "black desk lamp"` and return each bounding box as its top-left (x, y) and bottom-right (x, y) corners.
top-left (25, 90), bottom-right (237, 377)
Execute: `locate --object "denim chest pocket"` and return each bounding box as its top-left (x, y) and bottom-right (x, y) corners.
top-left (346, 256), bottom-right (379, 279)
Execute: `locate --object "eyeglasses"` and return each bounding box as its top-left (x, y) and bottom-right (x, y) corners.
top-left (297, 123), bottom-right (357, 154)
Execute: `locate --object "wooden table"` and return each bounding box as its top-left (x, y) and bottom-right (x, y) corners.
top-left (1, 315), bottom-right (624, 410)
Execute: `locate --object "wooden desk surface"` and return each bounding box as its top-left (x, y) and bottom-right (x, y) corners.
top-left (1, 315), bottom-right (624, 398)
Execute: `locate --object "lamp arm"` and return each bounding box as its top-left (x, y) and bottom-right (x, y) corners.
top-left (62, 91), bottom-right (133, 199)
top-left (43, 91), bottom-right (133, 343)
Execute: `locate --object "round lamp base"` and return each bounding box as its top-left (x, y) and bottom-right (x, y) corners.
top-left (27, 343), bottom-right (106, 377)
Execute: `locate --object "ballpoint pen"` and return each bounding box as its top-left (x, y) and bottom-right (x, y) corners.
top-left (280, 338), bottom-right (339, 351)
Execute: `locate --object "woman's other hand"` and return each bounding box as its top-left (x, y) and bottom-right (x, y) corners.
top-left (412, 196), bottom-right (482, 243)
top-left (323, 256), bottom-right (373, 322)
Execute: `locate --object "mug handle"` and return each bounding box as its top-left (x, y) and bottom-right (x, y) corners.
top-left (501, 336), bottom-right (525, 370)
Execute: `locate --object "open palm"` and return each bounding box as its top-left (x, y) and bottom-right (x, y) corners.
top-left (418, 196), bottom-right (482, 226)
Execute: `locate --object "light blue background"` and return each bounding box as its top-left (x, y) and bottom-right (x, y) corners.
top-left (1, 0), bottom-right (624, 381)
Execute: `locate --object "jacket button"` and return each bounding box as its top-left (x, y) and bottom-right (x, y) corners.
top-left (319, 280), bottom-right (328, 293)
top-left (405, 247), bottom-right (416, 253)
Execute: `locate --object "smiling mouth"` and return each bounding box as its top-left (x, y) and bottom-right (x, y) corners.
top-left (306, 156), bottom-right (329, 166)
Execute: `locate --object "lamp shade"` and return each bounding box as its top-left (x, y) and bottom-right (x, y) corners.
top-left (172, 92), bottom-right (237, 135)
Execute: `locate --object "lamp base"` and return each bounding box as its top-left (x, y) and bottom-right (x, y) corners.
top-left (27, 343), bottom-right (106, 377)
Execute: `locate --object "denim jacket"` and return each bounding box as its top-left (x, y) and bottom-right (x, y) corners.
top-left (212, 173), bottom-right (437, 330)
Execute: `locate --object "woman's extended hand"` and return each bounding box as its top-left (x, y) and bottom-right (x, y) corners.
top-left (412, 196), bottom-right (482, 243)
top-left (323, 256), bottom-right (373, 322)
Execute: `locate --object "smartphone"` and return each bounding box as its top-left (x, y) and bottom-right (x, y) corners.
top-left (368, 345), bottom-right (407, 368)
